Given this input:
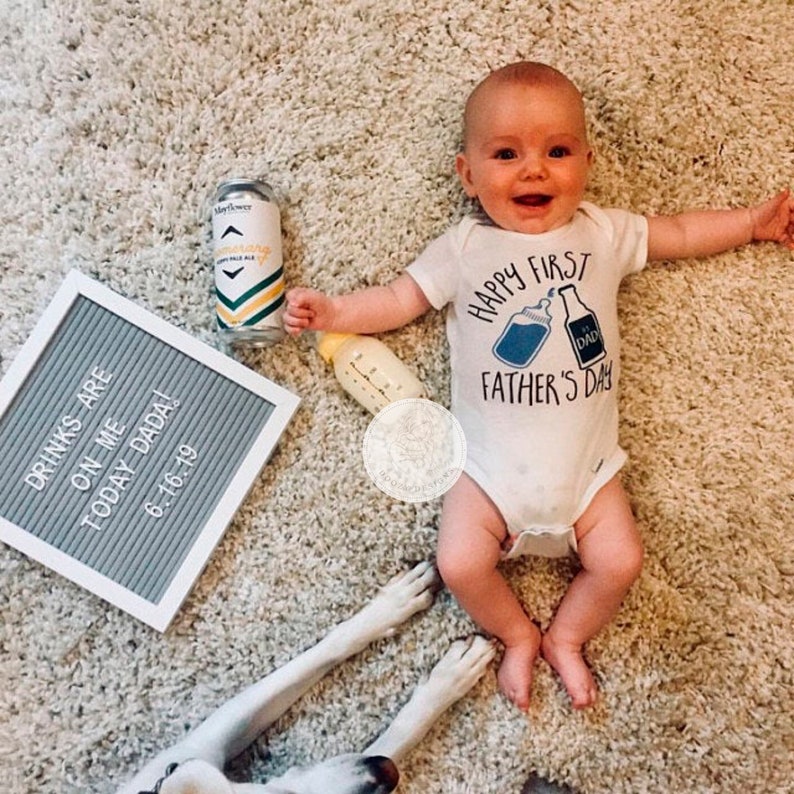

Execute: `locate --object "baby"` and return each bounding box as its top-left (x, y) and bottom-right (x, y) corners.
top-left (284, 62), bottom-right (793, 711)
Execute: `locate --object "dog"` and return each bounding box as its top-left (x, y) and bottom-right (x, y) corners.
top-left (117, 561), bottom-right (495, 794)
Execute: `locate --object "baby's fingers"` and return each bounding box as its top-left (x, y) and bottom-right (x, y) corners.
top-left (285, 303), bottom-right (316, 320)
top-left (283, 316), bottom-right (310, 336)
top-left (283, 303), bottom-right (316, 335)
top-left (286, 286), bottom-right (321, 305)
top-left (753, 189), bottom-right (794, 248)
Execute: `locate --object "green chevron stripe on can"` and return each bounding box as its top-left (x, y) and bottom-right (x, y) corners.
top-left (216, 267), bottom-right (284, 311)
top-left (217, 293), bottom-right (286, 329)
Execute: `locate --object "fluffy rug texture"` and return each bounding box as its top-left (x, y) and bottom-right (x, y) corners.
top-left (1, 1), bottom-right (792, 792)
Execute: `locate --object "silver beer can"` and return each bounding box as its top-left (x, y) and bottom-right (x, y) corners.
top-left (212, 178), bottom-right (286, 348)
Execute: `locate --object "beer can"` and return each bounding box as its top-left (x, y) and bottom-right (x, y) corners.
top-left (212, 178), bottom-right (286, 348)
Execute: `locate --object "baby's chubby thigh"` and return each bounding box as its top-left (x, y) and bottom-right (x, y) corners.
top-left (436, 473), bottom-right (508, 588)
top-left (574, 476), bottom-right (644, 584)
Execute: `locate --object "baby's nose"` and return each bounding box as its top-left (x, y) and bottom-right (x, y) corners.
top-left (520, 153), bottom-right (547, 179)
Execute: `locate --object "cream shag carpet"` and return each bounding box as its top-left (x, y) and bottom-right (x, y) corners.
top-left (1, 1), bottom-right (792, 792)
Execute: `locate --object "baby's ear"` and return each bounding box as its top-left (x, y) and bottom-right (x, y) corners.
top-left (455, 152), bottom-right (478, 198)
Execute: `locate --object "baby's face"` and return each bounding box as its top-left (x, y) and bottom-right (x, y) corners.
top-left (456, 81), bottom-right (592, 234)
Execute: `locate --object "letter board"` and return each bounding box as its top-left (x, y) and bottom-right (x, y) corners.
top-left (0, 271), bottom-right (299, 631)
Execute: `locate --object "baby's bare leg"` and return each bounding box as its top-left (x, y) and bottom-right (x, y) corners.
top-left (437, 475), bottom-right (541, 712)
top-left (542, 477), bottom-right (643, 709)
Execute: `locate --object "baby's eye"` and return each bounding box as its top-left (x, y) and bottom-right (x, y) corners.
top-left (494, 148), bottom-right (517, 160)
top-left (549, 146), bottom-right (571, 158)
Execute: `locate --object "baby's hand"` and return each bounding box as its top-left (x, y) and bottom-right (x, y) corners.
top-left (751, 189), bottom-right (794, 250)
top-left (283, 287), bottom-right (335, 336)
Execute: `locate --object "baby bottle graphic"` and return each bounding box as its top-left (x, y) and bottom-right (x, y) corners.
top-left (493, 295), bottom-right (553, 368)
top-left (558, 284), bottom-right (606, 369)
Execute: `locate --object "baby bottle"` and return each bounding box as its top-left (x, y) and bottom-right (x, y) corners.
top-left (315, 332), bottom-right (427, 415)
top-left (493, 297), bottom-right (553, 368)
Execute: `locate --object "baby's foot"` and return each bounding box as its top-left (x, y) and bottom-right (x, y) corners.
top-left (497, 626), bottom-right (542, 711)
top-left (541, 634), bottom-right (598, 709)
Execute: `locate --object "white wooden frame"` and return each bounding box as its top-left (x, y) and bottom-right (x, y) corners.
top-left (0, 270), bottom-right (299, 631)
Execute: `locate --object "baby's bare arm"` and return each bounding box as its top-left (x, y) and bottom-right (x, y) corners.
top-left (284, 273), bottom-right (431, 336)
top-left (647, 189), bottom-right (794, 261)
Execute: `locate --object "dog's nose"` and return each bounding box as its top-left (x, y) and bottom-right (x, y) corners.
top-left (363, 755), bottom-right (400, 791)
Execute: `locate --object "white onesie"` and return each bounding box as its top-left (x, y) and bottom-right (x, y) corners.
top-left (407, 202), bottom-right (648, 558)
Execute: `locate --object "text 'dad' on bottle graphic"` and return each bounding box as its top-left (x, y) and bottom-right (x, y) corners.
top-left (558, 284), bottom-right (606, 370)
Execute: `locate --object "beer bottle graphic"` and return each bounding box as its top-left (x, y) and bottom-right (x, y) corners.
top-left (558, 284), bottom-right (606, 369)
top-left (492, 297), bottom-right (553, 368)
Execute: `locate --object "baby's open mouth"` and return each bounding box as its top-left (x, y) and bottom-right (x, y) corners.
top-left (514, 194), bottom-right (552, 207)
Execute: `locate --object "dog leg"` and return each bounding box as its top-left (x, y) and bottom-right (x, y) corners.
top-left (364, 635), bottom-right (495, 763)
top-left (116, 561), bottom-right (439, 794)
top-left (207, 560), bottom-right (440, 759)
